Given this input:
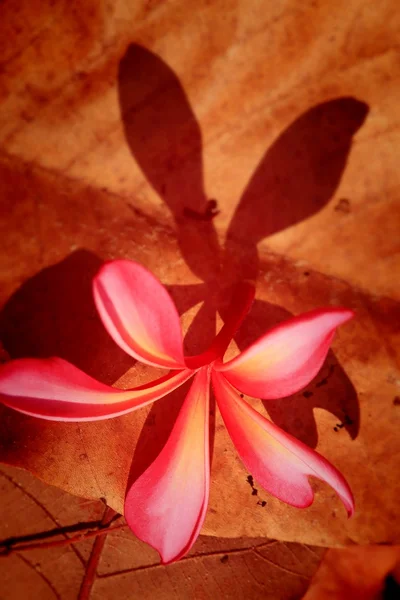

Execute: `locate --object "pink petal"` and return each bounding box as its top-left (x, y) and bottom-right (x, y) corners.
top-left (215, 308), bottom-right (354, 398)
top-left (93, 260), bottom-right (185, 369)
top-left (212, 371), bottom-right (354, 515)
top-left (0, 357), bottom-right (193, 421)
top-left (125, 367), bottom-right (210, 564)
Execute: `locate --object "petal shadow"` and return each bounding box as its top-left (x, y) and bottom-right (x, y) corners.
top-left (118, 43), bottom-right (220, 282)
top-left (223, 97), bottom-right (369, 283)
top-left (0, 249), bottom-right (133, 384)
top-left (117, 46), bottom-right (366, 452)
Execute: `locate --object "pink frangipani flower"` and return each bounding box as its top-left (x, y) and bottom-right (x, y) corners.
top-left (0, 260), bottom-right (354, 563)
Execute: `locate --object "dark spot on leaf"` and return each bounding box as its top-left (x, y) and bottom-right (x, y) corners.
top-left (393, 396), bottom-right (400, 406)
top-left (207, 199), bottom-right (219, 214)
top-left (304, 271), bottom-right (310, 276)
top-left (334, 198), bottom-right (351, 214)
top-left (316, 364), bottom-right (334, 387)
top-left (247, 474), bottom-right (267, 504)
top-left (303, 390), bottom-right (313, 398)
top-left (220, 554), bottom-right (229, 564)
top-left (183, 199), bottom-right (220, 221)
top-left (246, 475), bottom-right (254, 488)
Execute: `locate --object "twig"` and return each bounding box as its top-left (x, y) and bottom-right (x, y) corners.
top-left (78, 506), bottom-right (117, 600)
top-left (0, 523), bottom-right (126, 556)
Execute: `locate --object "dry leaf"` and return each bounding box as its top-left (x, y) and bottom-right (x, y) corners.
top-left (0, 464), bottom-right (104, 599)
top-left (0, 465), bottom-right (323, 599)
top-left (303, 545), bottom-right (400, 599)
top-left (1, 0), bottom-right (400, 551)
top-left (92, 532), bottom-right (323, 600)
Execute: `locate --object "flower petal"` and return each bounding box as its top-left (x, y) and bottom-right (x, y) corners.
top-left (125, 367), bottom-right (210, 564)
top-left (0, 357), bottom-right (193, 421)
top-left (93, 260), bottom-right (185, 369)
top-left (215, 308), bottom-right (353, 398)
top-left (212, 371), bottom-right (354, 515)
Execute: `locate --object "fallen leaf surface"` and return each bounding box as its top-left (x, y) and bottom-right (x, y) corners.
top-left (0, 0), bottom-right (400, 552)
top-left (303, 545), bottom-right (400, 600)
top-left (0, 465), bottom-right (323, 599)
top-left (0, 464), bottom-right (104, 599)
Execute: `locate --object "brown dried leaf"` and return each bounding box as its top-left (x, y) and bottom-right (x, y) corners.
top-left (0, 0), bottom-right (400, 550)
top-left (303, 545), bottom-right (400, 600)
top-left (0, 464), bottom-right (105, 599)
top-left (92, 534), bottom-right (323, 600)
top-left (0, 465), bottom-right (323, 599)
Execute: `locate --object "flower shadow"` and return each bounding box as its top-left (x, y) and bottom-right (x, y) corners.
top-left (118, 43), bottom-right (366, 452)
top-left (0, 249), bottom-right (133, 384)
top-left (0, 249), bottom-right (137, 471)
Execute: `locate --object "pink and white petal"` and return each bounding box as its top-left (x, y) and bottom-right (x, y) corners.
top-left (125, 367), bottom-right (210, 564)
top-left (215, 308), bottom-right (354, 399)
top-left (212, 371), bottom-right (354, 515)
top-left (0, 357), bottom-right (193, 421)
top-left (93, 260), bottom-right (185, 369)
